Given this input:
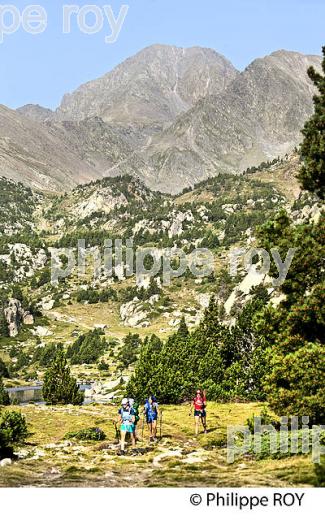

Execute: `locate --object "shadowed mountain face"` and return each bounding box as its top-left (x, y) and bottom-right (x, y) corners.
top-left (1, 45), bottom-right (321, 193)
top-left (0, 105), bottom-right (102, 191)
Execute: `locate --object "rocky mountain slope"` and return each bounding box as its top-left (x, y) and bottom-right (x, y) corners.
top-left (0, 105), bottom-right (103, 192)
top-left (128, 50), bottom-right (322, 192)
top-left (55, 45), bottom-right (238, 132)
top-left (0, 106), bottom-right (144, 192)
top-left (1, 44), bottom-right (319, 193)
top-left (0, 153), bottom-right (323, 386)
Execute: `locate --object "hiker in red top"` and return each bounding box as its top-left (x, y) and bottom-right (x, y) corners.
top-left (190, 389), bottom-right (207, 435)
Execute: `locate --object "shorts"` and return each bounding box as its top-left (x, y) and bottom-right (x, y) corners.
top-left (121, 423), bottom-right (135, 433)
top-left (194, 410), bottom-right (206, 417)
top-left (146, 415), bottom-right (158, 424)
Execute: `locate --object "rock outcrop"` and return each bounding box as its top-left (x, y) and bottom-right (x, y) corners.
top-left (120, 298), bottom-right (150, 328)
top-left (3, 299), bottom-right (34, 337)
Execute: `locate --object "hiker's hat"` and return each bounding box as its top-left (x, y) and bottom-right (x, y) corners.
top-left (121, 398), bottom-right (128, 405)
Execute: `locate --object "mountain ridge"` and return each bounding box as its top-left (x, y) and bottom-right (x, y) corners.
top-left (2, 44), bottom-right (321, 193)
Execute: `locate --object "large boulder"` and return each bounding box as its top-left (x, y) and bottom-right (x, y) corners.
top-left (120, 298), bottom-right (150, 327)
top-left (23, 311), bottom-right (34, 325)
top-left (32, 326), bottom-right (52, 337)
top-left (42, 299), bottom-right (55, 311)
top-left (0, 458), bottom-right (12, 467)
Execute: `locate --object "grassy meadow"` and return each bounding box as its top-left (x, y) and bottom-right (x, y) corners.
top-left (0, 402), bottom-right (317, 487)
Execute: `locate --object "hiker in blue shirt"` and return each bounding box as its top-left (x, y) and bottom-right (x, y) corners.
top-left (144, 395), bottom-right (159, 442)
top-left (118, 397), bottom-right (136, 455)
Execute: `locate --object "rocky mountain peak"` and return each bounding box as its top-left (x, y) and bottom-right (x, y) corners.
top-left (17, 104), bottom-right (54, 123)
top-left (55, 43), bottom-right (238, 128)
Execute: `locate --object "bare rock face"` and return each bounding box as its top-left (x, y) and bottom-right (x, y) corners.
top-left (56, 44), bottom-right (238, 130)
top-left (53, 47), bottom-right (321, 194)
top-left (74, 186), bottom-right (128, 219)
top-left (4, 299), bottom-right (22, 337)
top-left (3, 299), bottom-right (33, 337)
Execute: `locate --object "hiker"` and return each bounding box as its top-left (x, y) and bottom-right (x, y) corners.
top-left (190, 389), bottom-right (207, 435)
top-left (144, 395), bottom-right (159, 441)
top-left (118, 397), bottom-right (136, 455)
top-left (128, 397), bottom-right (140, 440)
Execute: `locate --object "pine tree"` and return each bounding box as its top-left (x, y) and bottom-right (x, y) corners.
top-left (0, 359), bottom-right (9, 378)
top-left (0, 376), bottom-right (10, 406)
top-left (67, 329), bottom-right (108, 365)
top-left (126, 335), bottom-right (162, 400)
top-left (199, 297), bottom-right (226, 344)
top-left (0, 309), bottom-right (8, 338)
top-left (118, 333), bottom-right (141, 368)
top-left (176, 316), bottom-right (189, 339)
top-left (298, 46), bottom-right (325, 199)
top-left (257, 192), bottom-right (325, 422)
top-left (0, 410), bottom-right (28, 451)
top-left (42, 349), bottom-right (84, 405)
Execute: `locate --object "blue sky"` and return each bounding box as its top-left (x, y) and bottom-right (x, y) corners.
top-left (0, 0), bottom-right (324, 109)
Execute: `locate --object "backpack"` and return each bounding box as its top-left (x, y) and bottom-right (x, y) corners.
top-left (130, 402), bottom-right (140, 424)
top-left (145, 400), bottom-right (158, 420)
top-left (119, 406), bottom-right (134, 424)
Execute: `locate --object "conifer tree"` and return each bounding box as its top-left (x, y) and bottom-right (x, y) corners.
top-left (0, 376), bottom-right (10, 406)
top-left (43, 349), bottom-right (83, 405)
top-left (126, 335), bottom-right (162, 400)
top-left (177, 316), bottom-right (189, 339)
top-left (298, 46), bottom-right (325, 199)
top-left (0, 359), bottom-right (9, 378)
top-left (0, 309), bottom-right (8, 338)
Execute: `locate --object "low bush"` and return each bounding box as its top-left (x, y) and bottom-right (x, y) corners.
top-left (234, 429), bottom-right (325, 461)
top-left (64, 427), bottom-right (106, 441)
top-left (245, 407), bottom-right (281, 434)
top-left (314, 456), bottom-right (325, 486)
top-left (0, 410), bottom-right (29, 457)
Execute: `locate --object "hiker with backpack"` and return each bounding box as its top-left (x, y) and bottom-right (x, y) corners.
top-left (118, 397), bottom-right (136, 455)
top-left (190, 389), bottom-right (207, 435)
top-left (144, 395), bottom-right (159, 442)
top-left (128, 397), bottom-right (140, 440)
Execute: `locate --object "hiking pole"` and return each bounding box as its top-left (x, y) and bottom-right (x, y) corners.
top-left (141, 414), bottom-right (145, 441)
top-left (160, 411), bottom-right (162, 440)
top-left (113, 420), bottom-right (120, 443)
top-left (113, 420), bottom-right (118, 441)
